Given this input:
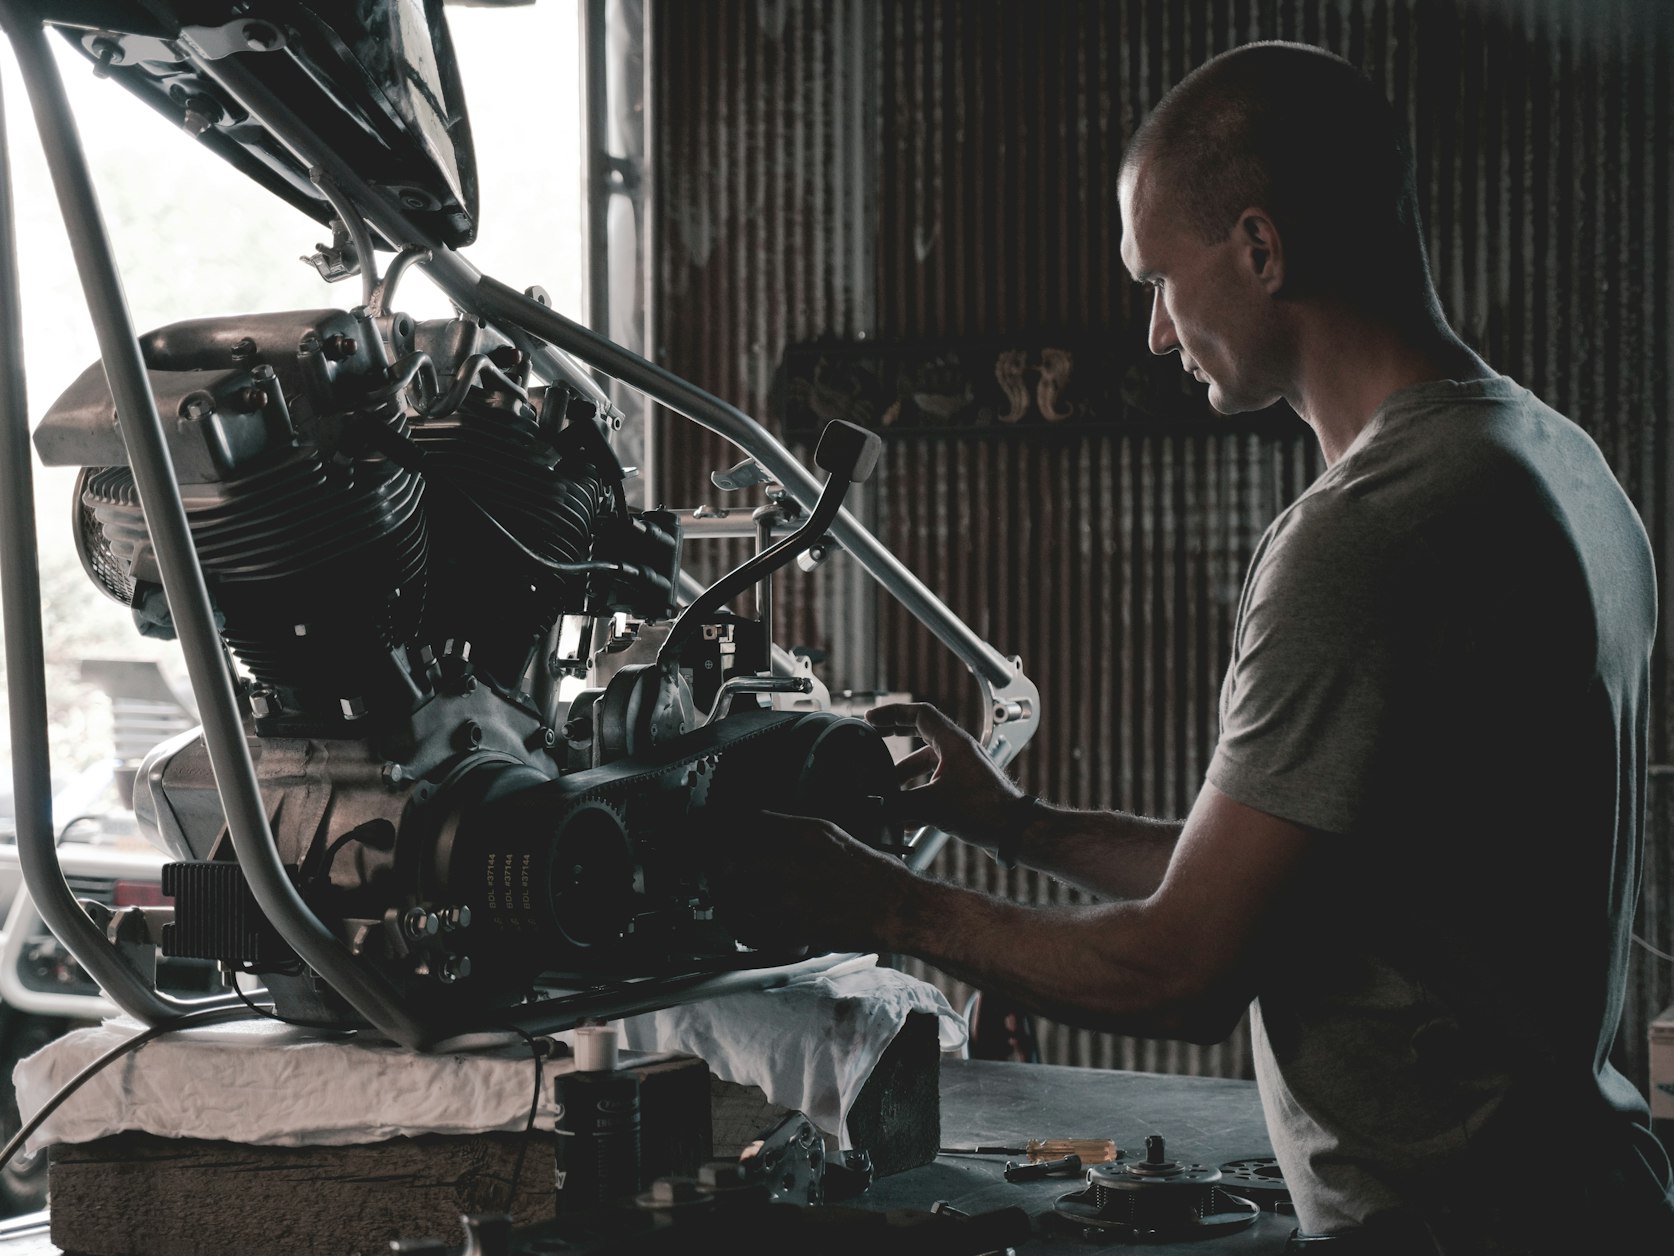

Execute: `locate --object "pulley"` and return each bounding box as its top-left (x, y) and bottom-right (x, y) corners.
top-left (1053, 1133), bottom-right (1259, 1241)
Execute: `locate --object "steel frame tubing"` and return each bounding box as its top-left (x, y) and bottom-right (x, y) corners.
top-left (0, 12), bottom-right (1038, 1045)
top-left (188, 44), bottom-right (1029, 700)
top-left (0, 9), bottom-right (423, 1040)
top-left (189, 40), bottom-right (1038, 873)
top-left (0, 16), bottom-right (248, 1024)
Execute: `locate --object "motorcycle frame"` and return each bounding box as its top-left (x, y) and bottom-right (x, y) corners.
top-left (0, 7), bottom-right (1040, 1051)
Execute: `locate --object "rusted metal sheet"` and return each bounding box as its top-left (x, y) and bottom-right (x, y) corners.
top-left (649, 0), bottom-right (1674, 1089)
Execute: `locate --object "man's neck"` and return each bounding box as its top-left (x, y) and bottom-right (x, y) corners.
top-left (1286, 303), bottom-right (1494, 465)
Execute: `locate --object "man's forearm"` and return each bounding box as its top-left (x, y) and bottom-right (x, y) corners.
top-left (1005, 801), bottom-right (1183, 899)
top-left (874, 868), bottom-right (1222, 1041)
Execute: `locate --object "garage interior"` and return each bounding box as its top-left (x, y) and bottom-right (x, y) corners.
top-left (0, 1), bottom-right (1667, 1253)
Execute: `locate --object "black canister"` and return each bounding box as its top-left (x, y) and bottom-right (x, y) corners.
top-left (554, 1066), bottom-right (642, 1215)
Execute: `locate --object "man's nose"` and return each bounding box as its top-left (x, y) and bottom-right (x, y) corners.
top-left (1147, 290), bottom-right (1178, 356)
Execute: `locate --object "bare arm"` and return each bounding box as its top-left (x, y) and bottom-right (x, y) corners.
top-left (1006, 800), bottom-right (1183, 900)
top-left (866, 702), bottom-right (1182, 899)
top-left (723, 782), bottom-right (1315, 1043)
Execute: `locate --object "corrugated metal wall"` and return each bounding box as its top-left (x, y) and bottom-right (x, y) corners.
top-left (649, 0), bottom-right (1674, 1090)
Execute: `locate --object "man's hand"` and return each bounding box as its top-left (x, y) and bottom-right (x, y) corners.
top-left (865, 702), bottom-right (1025, 852)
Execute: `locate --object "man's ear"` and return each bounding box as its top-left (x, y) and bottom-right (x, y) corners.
top-left (1239, 210), bottom-right (1285, 295)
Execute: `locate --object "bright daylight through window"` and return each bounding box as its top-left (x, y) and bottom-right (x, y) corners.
top-left (0, 3), bottom-right (585, 809)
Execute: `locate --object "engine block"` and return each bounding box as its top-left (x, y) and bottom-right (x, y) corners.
top-left (36, 307), bottom-right (899, 1027)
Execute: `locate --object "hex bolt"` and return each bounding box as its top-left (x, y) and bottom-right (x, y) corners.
top-left (439, 955), bottom-right (472, 984)
top-left (249, 689), bottom-right (277, 718)
top-left (403, 907), bottom-right (439, 939)
top-left (89, 38), bottom-right (123, 76)
top-left (181, 394), bottom-right (214, 421)
top-left (341, 696), bottom-right (368, 720)
top-left (320, 333), bottom-right (357, 362)
top-left (525, 726), bottom-right (559, 751)
top-left (455, 720), bottom-right (484, 753)
top-left (381, 762), bottom-right (407, 788)
top-left (443, 905), bottom-right (471, 931)
top-left (562, 715), bottom-right (593, 742)
top-left (230, 336), bottom-right (258, 362)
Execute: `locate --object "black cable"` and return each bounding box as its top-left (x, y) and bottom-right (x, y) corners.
top-left (0, 1005), bottom-right (256, 1177)
top-left (228, 970), bottom-right (359, 1035)
top-left (499, 1025), bottom-right (547, 1213)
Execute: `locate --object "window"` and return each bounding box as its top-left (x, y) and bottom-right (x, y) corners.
top-left (0, 4), bottom-right (584, 806)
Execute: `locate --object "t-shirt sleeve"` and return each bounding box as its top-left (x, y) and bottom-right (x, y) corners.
top-left (1206, 503), bottom-right (1400, 836)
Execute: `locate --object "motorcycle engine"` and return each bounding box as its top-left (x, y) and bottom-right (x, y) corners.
top-left (34, 307), bottom-right (900, 1027)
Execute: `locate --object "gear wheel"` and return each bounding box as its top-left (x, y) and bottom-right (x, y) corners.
top-left (543, 797), bottom-right (635, 949)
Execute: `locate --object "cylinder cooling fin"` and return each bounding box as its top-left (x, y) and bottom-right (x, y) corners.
top-left (42, 309), bottom-right (631, 729)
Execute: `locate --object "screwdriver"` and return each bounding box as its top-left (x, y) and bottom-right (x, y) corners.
top-left (1004, 1152), bottom-right (1083, 1182)
top-left (940, 1137), bottom-right (1118, 1163)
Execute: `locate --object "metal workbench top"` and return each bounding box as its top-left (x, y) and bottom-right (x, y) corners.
top-left (861, 1056), bottom-right (1295, 1252)
top-left (0, 1056), bottom-right (1295, 1254)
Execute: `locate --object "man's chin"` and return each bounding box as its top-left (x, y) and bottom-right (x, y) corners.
top-left (1205, 382), bottom-right (1275, 416)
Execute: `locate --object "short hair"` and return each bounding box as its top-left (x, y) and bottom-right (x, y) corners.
top-left (1123, 42), bottom-right (1436, 314)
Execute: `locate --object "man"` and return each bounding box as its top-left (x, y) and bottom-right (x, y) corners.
top-left (724, 41), bottom-right (1674, 1253)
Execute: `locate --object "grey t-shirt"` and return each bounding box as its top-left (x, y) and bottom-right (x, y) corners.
top-left (1206, 376), bottom-right (1674, 1247)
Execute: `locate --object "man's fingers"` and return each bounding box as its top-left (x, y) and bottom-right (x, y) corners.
top-left (867, 701), bottom-right (965, 748)
top-left (894, 745), bottom-right (939, 784)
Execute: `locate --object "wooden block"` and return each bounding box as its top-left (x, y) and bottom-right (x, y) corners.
top-left (46, 1054), bottom-right (712, 1256)
top-left (50, 1130), bottom-right (554, 1256)
top-left (845, 1009), bottom-right (940, 1177)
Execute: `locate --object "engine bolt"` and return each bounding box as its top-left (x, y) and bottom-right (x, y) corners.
top-left (526, 726), bottom-right (559, 751)
top-left (249, 689), bottom-right (277, 717)
top-left (320, 334), bottom-right (357, 362)
top-left (439, 955), bottom-right (472, 984)
top-left (443, 905), bottom-right (471, 931)
top-left (455, 720), bottom-right (484, 753)
top-left (562, 715), bottom-right (592, 742)
top-left (89, 38), bottom-right (123, 76)
top-left (403, 907), bottom-right (439, 939)
top-left (381, 762), bottom-right (407, 788)
top-left (341, 696), bottom-right (368, 720)
top-left (230, 336), bottom-right (258, 362)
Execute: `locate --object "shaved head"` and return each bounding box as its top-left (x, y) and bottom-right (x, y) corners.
top-left (1122, 42), bottom-right (1437, 317)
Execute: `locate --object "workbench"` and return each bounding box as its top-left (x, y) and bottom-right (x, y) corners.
top-left (865, 1058), bottom-right (1296, 1253)
top-left (0, 1058), bottom-right (1297, 1254)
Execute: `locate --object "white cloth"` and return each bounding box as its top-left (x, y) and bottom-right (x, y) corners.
top-left (14, 1015), bottom-right (562, 1152)
top-left (619, 956), bottom-right (966, 1149)
top-left (15, 960), bottom-right (964, 1154)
